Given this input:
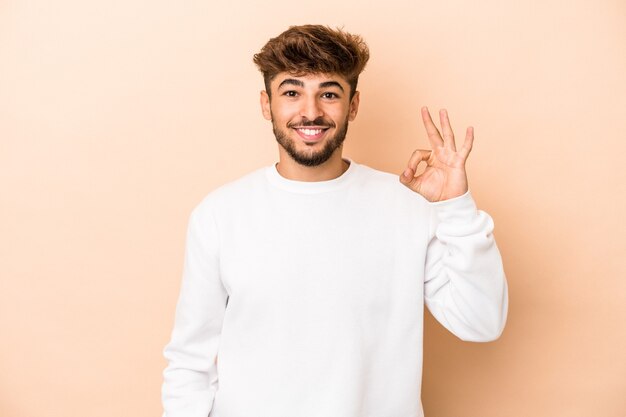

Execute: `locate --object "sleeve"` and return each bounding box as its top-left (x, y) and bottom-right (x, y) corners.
top-left (161, 204), bottom-right (229, 417)
top-left (424, 190), bottom-right (508, 342)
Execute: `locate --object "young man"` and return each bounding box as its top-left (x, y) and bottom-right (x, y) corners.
top-left (162, 25), bottom-right (508, 417)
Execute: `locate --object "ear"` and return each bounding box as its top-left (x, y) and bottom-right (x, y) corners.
top-left (348, 91), bottom-right (360, 121)
top-left (260, 90), bottom-right (272, 120)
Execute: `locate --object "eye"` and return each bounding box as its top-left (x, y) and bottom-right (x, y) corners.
top-left (283, 90), bottom-right (298, 97)
top-left (322, 92), bottom-right (339, 99)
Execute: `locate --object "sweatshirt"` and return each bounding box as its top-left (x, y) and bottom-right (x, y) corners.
top-left (162, 160), bottom-right (508, 417)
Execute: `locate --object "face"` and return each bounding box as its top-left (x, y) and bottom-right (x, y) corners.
top-left (260, 72), bottom-right (360, 167)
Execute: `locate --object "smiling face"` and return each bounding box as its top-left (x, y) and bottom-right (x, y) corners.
top-left (260, 72), bottom-right (360, 167)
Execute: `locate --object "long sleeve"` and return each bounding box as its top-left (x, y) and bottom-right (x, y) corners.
top-left (162, 205), bottom-right (229, 417)
top-left (424, 191), bottom-right (508, 342)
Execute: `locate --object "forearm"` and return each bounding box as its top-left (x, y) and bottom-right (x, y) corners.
top-left (162, 206), bottom-right (228, 416)
top-left (424, 191), bottom-right (508, 342)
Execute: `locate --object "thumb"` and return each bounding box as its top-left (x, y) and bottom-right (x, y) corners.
top-left (399, 167), bottom-right (417, 188)
top-left (400, 149), bottom-right (431, 190)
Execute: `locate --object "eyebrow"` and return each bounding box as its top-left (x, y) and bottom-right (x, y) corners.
top-left (277, 78), bottom-right (345, 92)
top-left (277, 79), bottom-right (304, 89)
top-left (319, 81), bottom-right (344, 92)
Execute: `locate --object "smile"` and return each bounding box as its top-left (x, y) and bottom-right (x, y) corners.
top-left (293, 127), bottom-right (329, 142)
top-left (298, 128), bottom-right (324, 135)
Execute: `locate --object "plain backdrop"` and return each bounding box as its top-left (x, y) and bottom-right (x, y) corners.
top-left (1, 0), bottom-right (625, 416)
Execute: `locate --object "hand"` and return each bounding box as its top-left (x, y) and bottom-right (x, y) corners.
top-left (399, 107), bottom-right (473, 202)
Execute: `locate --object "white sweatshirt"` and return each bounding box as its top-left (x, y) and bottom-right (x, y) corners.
top-left (162, 160), bottom-right (508, 417)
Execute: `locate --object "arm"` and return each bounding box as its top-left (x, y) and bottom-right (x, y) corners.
top-left (424, 191), bottom-right (508, 341)
top-left (162, 204), bottom-right (228, 417)
top-left (400, 107), bottom-right (508, 341)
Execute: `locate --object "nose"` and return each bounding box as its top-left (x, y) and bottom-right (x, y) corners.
top-left (300, 96), bottom-right (324, 121)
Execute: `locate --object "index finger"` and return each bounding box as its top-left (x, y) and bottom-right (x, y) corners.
top-left (421, 107), bottom-right (444, 148)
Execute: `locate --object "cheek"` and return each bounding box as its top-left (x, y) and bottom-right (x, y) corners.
top-left (270, 105), bottom-right (295, 123)
top-left (331, 108), bottom-right (351, 123)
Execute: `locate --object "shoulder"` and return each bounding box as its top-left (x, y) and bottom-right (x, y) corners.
top-left (347, 162), bottom-right (433, 232)
top-left (353, 162), bottom-right (424, 199)
top-left (192, 166), bottom-right (269, 216)
top-left (354, 163), bottom-right (402, 185)
top-left (348, 162), bottom-right (431, 215)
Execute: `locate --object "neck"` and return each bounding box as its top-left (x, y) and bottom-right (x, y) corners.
top-left (276, 150), bottom-right (349, 182)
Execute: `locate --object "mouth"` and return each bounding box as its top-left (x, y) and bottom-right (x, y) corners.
top-left (292, 126), bottom-right (330, 143)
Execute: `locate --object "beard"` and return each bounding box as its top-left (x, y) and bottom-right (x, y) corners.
top-left (272, 115), bottom-right (350, 167)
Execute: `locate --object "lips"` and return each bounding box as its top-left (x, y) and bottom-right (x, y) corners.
top-left (293, 127), bottom-right (329, 142)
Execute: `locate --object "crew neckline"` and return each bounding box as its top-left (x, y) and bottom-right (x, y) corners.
top-left (265, 159), bottom-right (358, 194)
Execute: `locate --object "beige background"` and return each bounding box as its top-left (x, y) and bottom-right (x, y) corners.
top-left (1, 0), bottom-right (625, 416)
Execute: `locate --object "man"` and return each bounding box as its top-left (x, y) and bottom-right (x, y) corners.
top-left (162, 25), bottom-right (508, 417)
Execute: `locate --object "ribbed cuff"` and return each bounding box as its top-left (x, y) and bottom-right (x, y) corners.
top-left (430, 190), bottom-right (479, 224)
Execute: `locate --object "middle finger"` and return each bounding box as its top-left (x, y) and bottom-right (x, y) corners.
top-left (439, 109), bottom-right (457, 151)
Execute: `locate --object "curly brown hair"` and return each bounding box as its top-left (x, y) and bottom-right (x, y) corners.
top-left (253, 25), bottom-right (370, 98)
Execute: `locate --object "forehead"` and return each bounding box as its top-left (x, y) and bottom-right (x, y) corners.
top-left (271, 72), bottom-right (349, 90)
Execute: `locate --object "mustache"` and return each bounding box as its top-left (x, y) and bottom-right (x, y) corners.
top-left (287, 117), bottom-right (335, 128)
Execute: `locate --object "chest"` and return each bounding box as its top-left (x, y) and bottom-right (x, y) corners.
top-left (215, 193), bottom-right (429, 306)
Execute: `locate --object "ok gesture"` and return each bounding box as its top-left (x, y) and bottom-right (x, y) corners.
top-left (399, 107), bottom-right (474, 202)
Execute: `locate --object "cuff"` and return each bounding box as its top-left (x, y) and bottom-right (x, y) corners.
top-left (430, 190), bottom-right (479, 224)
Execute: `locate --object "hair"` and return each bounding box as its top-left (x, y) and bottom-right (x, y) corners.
top-left (253, 25), bottom-right (370, 99)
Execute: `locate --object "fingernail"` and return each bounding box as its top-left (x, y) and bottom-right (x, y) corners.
top-left (403, 168), bottom-right (412, 177)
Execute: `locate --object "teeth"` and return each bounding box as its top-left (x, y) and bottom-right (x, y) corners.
top-left (299, 128), bottom-right (323, 136)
